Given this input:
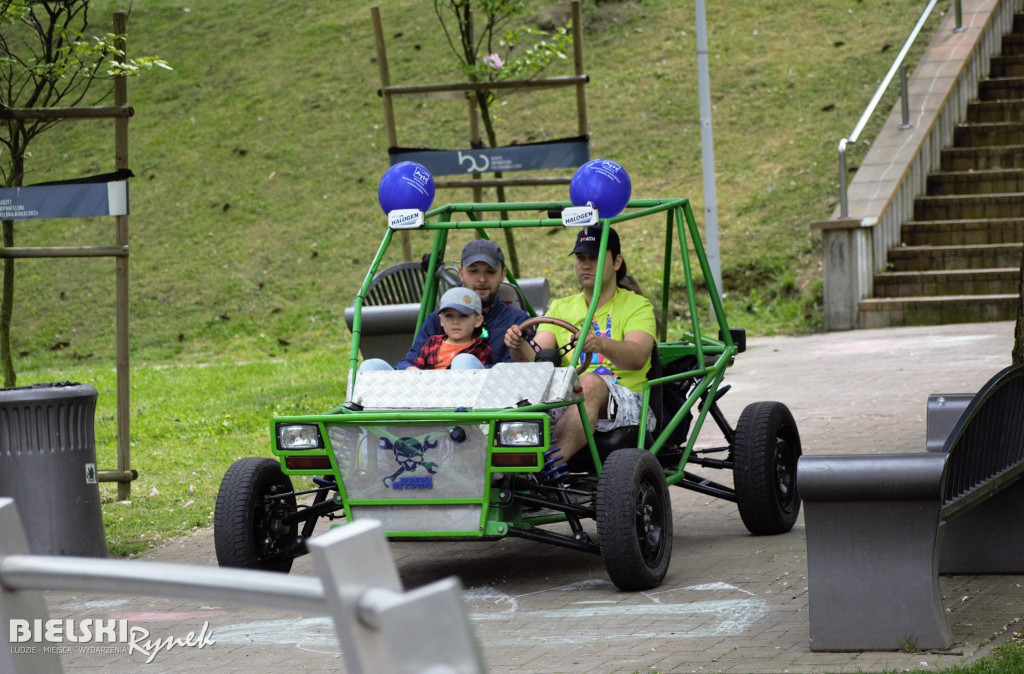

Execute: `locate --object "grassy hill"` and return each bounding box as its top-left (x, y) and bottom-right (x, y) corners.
top-left (2, 1), bottom-right (948, 553)
top-left (8, 0), bottom-right (940, 377)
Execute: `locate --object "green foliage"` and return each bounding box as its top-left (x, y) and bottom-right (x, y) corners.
top-left (492, 25), bottom-right (571, 79)
top-left (0, 1), bottom-right (169, 112)
top-left (3, 0), bottom-right (949, 375)
top-left (432, 0), bottom-right (574, 274)
top-left (887, 637), bottom-right (1024, 673)
top-left (105, 52), bottom-right (172, 77)
top-left (3, 0), bottom-right (946, 533)
top-left (962, 639), bottom-right (1024, 673)
top-left (9, 19), bottom-right (1021, 674)
top-left (3, 12), bottom-right (1017, 674)
top-left (27, 347), bottom-right (348, 556)
top-left (0, 0), bottom-right (169, 386)
top-left (433, 0), bottom-right (571, 93)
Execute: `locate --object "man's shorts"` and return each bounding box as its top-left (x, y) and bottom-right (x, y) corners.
top-left (550, 376), bottom-right (656, 432)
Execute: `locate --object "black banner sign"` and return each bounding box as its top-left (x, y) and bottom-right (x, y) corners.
top-left (389, 136), bottom-right (589, 177)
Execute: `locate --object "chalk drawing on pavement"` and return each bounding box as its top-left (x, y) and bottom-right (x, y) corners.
top-left (211, 580), bottom-right (768, 652)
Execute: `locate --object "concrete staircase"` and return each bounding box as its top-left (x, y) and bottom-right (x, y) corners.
top-left (858, 15), bottom-right (1024, 328)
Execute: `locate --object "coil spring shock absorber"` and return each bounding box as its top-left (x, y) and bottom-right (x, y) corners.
top-left (539, 433), bottom-right (570, 483)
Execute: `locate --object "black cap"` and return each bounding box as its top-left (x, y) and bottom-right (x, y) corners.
top-left (569, 225), bottom-right (620, 257)
top-left (461, 239), bottom-right (504, 269)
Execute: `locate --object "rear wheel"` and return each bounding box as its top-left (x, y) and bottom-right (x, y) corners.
top-left (596, 449), bottom-right (673, 590)
top-left (732, 401), bottom-right (802, 535)
top-left (215, 457), bottom-right (298, 572)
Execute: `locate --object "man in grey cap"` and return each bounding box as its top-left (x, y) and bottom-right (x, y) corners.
top-left (395, 239), bottom-right (529, 369)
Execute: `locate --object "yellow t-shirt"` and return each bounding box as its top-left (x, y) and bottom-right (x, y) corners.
top-left (538, 288), bottom-right (656, 392)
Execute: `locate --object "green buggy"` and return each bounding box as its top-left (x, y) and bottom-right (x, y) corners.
top-left (213, 197), bottom-right (802, 591)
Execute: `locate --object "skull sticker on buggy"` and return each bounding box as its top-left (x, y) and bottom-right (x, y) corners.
top-left (379, 434), bottom-right (440, 488)
top-left (329, 423), bottom-right (488, 500)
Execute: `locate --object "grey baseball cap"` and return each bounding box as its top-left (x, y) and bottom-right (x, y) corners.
top-left (461, 239), bottom-right (504, 269)
top-left (439, 287), bottom-right (483, 316)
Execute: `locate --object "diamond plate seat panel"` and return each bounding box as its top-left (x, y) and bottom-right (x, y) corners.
top-left (350, 362), bottom-right (582, 410)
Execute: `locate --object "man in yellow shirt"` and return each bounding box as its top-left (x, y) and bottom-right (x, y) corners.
top-left (504, 225), bottom-right (656, 469)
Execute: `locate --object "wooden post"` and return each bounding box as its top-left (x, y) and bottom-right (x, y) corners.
top-left (113, 12), bottom-right (132, 500)
top-left (371, 6), bottom-right (412, 262)
top-left (571, 0), bottom-right (588, 138)
top-left (467, 95), bottom-right (484, 204)
top-left (0, 14), bottom-right (138, 498)
top-left (372, 1), bottom-right (589, 216)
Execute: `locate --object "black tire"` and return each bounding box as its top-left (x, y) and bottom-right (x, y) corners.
top-left (596, 448), bottom-right (673, 591)
top-left (732, 401), bottom-right (802, 535)
top-left (214, 457), bottom-right (298, 572)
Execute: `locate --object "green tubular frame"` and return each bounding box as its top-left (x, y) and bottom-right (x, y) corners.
top-left (307, 196), bottom-right (738, 525)
top-left (273, 408), bottom-right (575, 539)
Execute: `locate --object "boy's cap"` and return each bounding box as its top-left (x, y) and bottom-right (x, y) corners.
top-left (461, 239), bottom-right (504, 269)
top-left (570, 225), bottom-right (620, 256)
top-left (439, 287), bottom-right (483, 316)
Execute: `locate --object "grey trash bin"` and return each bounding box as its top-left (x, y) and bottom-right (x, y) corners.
top-left (0, 382), bottom-right (107, 556)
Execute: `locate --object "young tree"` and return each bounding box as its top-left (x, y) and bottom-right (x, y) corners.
top-left (0, 0), bottom-right (168, 386)
top-left (433, 0), bottom-right (572, 275)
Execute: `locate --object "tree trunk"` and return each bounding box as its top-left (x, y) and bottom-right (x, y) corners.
top-left (1, 152), bottom-right (24, 387)
top-left (1, 219), bottom-right (14, 387)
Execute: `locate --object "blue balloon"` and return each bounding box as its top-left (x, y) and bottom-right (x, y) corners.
top-left (569, 159), bottom-right (632, 218)
top-left (378, 161), bottom-right (435, 213)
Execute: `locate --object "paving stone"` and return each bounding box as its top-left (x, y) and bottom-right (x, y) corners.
top-left (32, 321), bottom-right (1023, 672)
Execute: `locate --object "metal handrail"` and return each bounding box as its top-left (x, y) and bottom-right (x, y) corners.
top-left (0, 506), bottom-right (485, 674)
top-left (838, 0), bottom-right (961, 218)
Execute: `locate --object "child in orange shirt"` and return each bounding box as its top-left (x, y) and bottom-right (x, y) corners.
top-left (409, 288), bottom-right (493, 369)
top-left (359, 287), bottom-right (494, 372)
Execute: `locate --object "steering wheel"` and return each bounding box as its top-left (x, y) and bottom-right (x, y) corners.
top-left (517, 316), bottom-right (595, 375)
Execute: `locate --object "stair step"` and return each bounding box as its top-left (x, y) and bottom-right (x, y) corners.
top-left (966, 99), bottom-right (1024, 123)
top-left (979, 77), bottom-right (1024, 101)
top-left (858, 295), bottom-right (1018, 329)
top-left (953, 121), bottom-right (1024, 146)
top-left (926, 168), bottom-right (1024, 195)
top-left (888, 243), bottom-right (1022, 271)
top-left (902, 218), bottom-right (1024, 246)
top-left (914, 192), bottom-right (1024, 220)
top-left (989, 55), bottom-right (1024, 78)
top-left (940, 144), bottom-right (1024, 170)
top-left (1004, 33), bottom-right (1024, 56)
top-left (872, 268), bottom-right (1019, 297)
top-left (863, 18), bottom-right (1024, 330)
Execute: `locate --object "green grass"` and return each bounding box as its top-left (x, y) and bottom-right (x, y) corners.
top-left (19, 348), bottom-right (348, 556)
top-left (5, 0), bottom-right (944, 379)
top-left (4, 4), bottom-right (1022, 668)
top-left (4, 0), bottom-right (948, 552)
top-left (0, 0), bottom-right (967, 573)
top-left (956, 638), bottom-right (1024, 673)
top-left (0, 0), bottom-right (956, 551)
top-left (891, 636), bottom-right (1024, 673)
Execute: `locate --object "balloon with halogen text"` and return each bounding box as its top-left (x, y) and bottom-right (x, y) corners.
top-left (569, 159), bottom-right (631, 219)
top-left (378, 161), bottom-right (435, 214)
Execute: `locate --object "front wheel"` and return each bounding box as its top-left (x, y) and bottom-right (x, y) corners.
top-left (732, 401), bottom-right (802, 535)
top-left (596, 448), bottom-right (673, 591)
top-left (214, 457), bottom-right (298, 572)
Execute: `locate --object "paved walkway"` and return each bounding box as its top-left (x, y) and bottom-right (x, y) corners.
top-left (42, 321), bottom-right (1024, 672)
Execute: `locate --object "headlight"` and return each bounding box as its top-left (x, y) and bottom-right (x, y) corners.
top-left (496, 421), bottom-right (543, 447)
top-left (276, 423), bottom-right (324, 450)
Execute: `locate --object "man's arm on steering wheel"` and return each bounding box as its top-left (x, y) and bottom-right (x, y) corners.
top-left (504, 323), bottom-right (557, 362)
